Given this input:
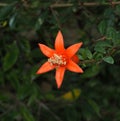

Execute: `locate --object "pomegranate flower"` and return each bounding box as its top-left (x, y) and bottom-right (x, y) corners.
top-left (36, 31), bottom-right (83, 88)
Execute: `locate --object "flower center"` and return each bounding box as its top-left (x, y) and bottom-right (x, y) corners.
top-left (48, 54), bottom-right (67, 66)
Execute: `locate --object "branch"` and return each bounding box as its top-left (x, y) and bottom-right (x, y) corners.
top-left (1, 1), bottom-right (120, 8)
top-left (0, 3), bottom-right (8, 6)
top-left (51, 1), bottom-right (120, 8)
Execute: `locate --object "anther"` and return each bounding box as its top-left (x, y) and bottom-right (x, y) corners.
top-left (48, 54), bottom-right (67, 66)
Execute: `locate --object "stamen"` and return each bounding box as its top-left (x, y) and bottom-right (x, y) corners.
top-left (48, 54), bottom-right (67, 66)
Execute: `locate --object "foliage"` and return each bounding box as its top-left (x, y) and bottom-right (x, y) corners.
top-left (0, 0), bottom-right (120, 121)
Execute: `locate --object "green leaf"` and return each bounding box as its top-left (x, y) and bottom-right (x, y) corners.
top-left (95, 41), bottom-right (112, 48)
top-left (81, 65), bottom-right (100, 78)
top-left (3, 41), bottom-right (19, 71)
top-left (86, 49), bottom-right (93, 59)
top-left (6, 69), bottom-right (20, 90)
top-left (20, 106), bottom-right (36, 121)
top-left (0, 92), bottom-right (11, 101)
top-left (0, 4), bottom-right (15, 20)
top-left (94, 46), bottom-right (106, 54)
top-left (88, 99), bottom-right (101, 117)
top-left (98, 20), bottom-right (107, 35)
top-left (103, 56), bottom-right (114, 64)
top-left (106, 27), bottom-right (116, 40)
top-left (115, 5), bottom-right (120, 16)
top-left (112, 31), bottom-right (120, 45)
top-left (35, 17), bottom-right (44, 30)
top-left (19, 39), bottom-right (31, 56)
top-left (94, 41), bottom-right (112, 54)
top-left (9, 13), bottom-right (17, 29)
top-left (79, 48), bottom-right (93, 60)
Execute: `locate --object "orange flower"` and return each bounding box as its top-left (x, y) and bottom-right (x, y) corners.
top-left (36, 31), bottom-right (83, 88)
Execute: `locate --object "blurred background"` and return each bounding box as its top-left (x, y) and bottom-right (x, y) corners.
top-left (0, 0), bottom-right (120, 121)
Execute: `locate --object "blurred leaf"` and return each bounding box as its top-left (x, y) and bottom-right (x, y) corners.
top-left (44, 93), bottom-right (55, 101)
top-left (98, 20), bottom-right (107, 35)
top-left (111, 31), bottom-right (120, 45)
top-left (0, 20), bottom-right (8, 27)
top-left (95, 41), bottom-right (112, 47)
top-left (20, 106), bottom-right (36, 121)
top-left (9, 13), bottom-right (17, 29)
top-left (116, 111), bottom-right (120, 120)
top-left (3, 41), bottom-right (19, 71)
top-left (6, 69), bottom-right (20, 90)
top-left (28, 84), bottom-right (40, 105)
top-left (115, 5), bottom-right (120, 16)
top-left (94, 41), bottom-right (112, 54)
top-left (88, 99), bottom-right (101, 117)
top-left (3, 42), bottom-right (19, 71)
top-left (86, 49), bottom-right (93, 59)
top-left (106, 27), bottom-right (116, 40)
top-left (103, 56), bottom-right (114, 64)
top-left (79, 48), bottom-right (93, 60)
top-left (60, 88), bottom-right (81, 101)
top-left (94, 46), bottom-right (106, 54)
top-left (104, 8), bottom-right (113, 17)
top-left (0, 4), bottom-right (15, 20)
top-left (35, 17), bottom-right (44, 30)
top-left (93, 52), bottom-right (103, 60)
top-left (30, 64), bottom-right (39, 81)
top-left (19, 39), bottom-right (31, 56)
top-left (0, 92), bottom-right (11, 101)
top-left (81, 65), bottom-right (100, 78)
top-left (81, 100), bottom-right (94, 120)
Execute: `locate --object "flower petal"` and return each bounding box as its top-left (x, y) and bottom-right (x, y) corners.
top-left (66, 42), bottom-right (83, 58)
top-left (55, 67), bottom-right (66, 88)
top-left (67, 60), bottom-right (83, 73)
top-left (55, 31), bottom-right (65, 52)
top-left (38, 44), bottom-right (55, 57)
top-left (36, 61), bottom-right (55, 74)
top-left (71, 55), bottom-right (79, 64)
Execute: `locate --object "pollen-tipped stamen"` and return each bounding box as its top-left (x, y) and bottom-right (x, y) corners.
top-left (48, 54), bottom-right (67, 66)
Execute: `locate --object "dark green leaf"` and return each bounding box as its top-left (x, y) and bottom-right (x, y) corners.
top-left (19, 39), bottom-right (31, 56)
top-left (115, 5), bottom-right (120, 16)
top-left (86, 49), bottom-right (93, 59)
top-left (98, 20), bottom-right (107, 35)
top-left (79, 48), bottom-right (93, 60)
top-left (19, 106), bottom-right (36, 121)
top-left (88, 99), bottom-right (101, 117)
top-left (3, 41), bottom-right (19, 71)
top-left (94, 46), bottom-right (106, 54)
top-left (0, 4), bottom-right (15, 20)
top-left (81, 65), bottom-right (100, 78)
top-left (106, 27), bottom-right (116, 40)
top-left (94, 41), bottom-right (112, 54)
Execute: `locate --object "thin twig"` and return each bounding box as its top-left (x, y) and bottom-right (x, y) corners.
top-left (36, 100), bottom-right (63, 121)
top-left (51, 1), bottom-right (120, 8)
